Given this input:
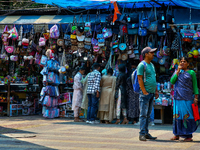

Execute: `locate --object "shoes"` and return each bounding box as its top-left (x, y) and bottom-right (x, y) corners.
top-left (94, 120), bottom-right (99, 124)
top-left (183, 138), bottom-right (193, 142)
top-left (86, 120), bottom-right (90, 124)
top-left (149, 121), bottom-right (155, 126)
top-left (170, 136), bottom-right (179, 140)
top-left (121, 118), bottom-right (129, 124)
top-left (89, 121), bottom-right (95, 124)
top-left (145, 134), bottom-right (157, 140)
top-left (139, 135), bottom-right (147, 141)
top-left (134, 122), bottom-right (140, 126)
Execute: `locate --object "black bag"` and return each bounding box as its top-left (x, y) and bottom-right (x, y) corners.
top-left (158, 4), bottom-right (166, 23)
top-left (166, 5), bottom-right (173, 24)
top-left (149, 5), bottom-right (157, 22)
top-left (127, 3), bottom-right (139, 23)
top-left (171, 33), bottom-right (180, 51)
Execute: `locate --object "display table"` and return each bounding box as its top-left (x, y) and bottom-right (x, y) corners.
top-left (154, 105), bottom-right (165, 124)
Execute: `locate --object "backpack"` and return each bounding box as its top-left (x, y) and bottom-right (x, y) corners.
top-left (131, 61), bottom-right (147, 93)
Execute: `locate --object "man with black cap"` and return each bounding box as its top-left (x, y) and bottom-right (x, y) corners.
top-left (137, 47), bottom-right (159, 141)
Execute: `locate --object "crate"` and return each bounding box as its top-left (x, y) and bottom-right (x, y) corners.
top-left (22, 107), bottom-right (30, 115)
top-left (10, 104), bottom-right (17, 110)
top-left (17, 109), bottom-right (22, 116)
top-left (10, 110), bottom-right (18, 116)
top-left (17, 104), bottom-right (23, 109)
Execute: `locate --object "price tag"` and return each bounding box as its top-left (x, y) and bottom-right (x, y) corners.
top-left (162, 15), bottom-right (165, 21)
top-left (162, 24), bottom-right (165, 28)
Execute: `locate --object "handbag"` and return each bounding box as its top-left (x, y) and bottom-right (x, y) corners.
top-left (71, 16), bottom-right (77, 35)
top-left (78, 42), bottom-right (84, 48)
top-left (171, 33), bottom-right (180, 51)
top-left (138, 28), bottom-right (147, 36)
top-left (95, 10), bottom-right (101, 25)
top-left (85, 38), bottom-right (91, 43)
top-left (91, 27), bottom-right (98, 46)
top-left (102, 27), bottom-right (112, 38)
top-left (85, 11), bottom-right (91, 27)
top-left (84, 44), bottom-right (91, 50)
top-left (71, 45), bottom-right (78, 51)
top-left (5, 46), bottom-right (14, 53)
top-left (158, 4), bottom-right (166, 23)
top-left (93, 45), bottom-right (100, 52)
top-left (149, 5), bottom-right (157, 22)
top-left (97, 34), bottom-right (104, 39)
top-left (127, 23), bottom-right (139, 35)
top-left (119, 4), bottom-right (127, 24)
top-left (139, 5), bottom-right (149, 28)
top-left (77, 35), bottom-right (85, 42)
top-left (64, 23), bottom-right (71, 40)
top-left (148, 6), bottom-right (158, 32)
top-left (120, 25), bottom-right (128, 36)
top-left (127, 3), bottom-right (139, 23)
top-left (70, 34), bottom-right (76, 40)
top-left (192, 104), bottom-right (200, 121)
top-left (71, 39), bottom-right (78, 45)
top-left (166, 5), bottom-right (173, 24)
top-left (77, 13), bottom-right (85, 36)
top-left (119, 36), bottom-right (127, 51)
top-left (65, 40), bottom-right (71, 47)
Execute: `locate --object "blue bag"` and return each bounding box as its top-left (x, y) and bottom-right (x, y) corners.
top-left (131, 61), bottom-right (147, 93)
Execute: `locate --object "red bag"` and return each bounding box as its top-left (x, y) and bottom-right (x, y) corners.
top-left (192, 104), bottom-right (200, 121)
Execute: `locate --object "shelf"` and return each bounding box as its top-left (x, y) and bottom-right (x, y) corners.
top-left (0, 91), bottom-right (8, 93)
top-left (10, 83), bottom-right (39, 86)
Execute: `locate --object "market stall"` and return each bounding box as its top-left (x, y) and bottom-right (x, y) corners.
top-left (0, 1), bottom-right (200, 122)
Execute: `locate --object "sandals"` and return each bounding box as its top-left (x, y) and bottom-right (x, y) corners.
top-left (183, 138), bottom-right (193, 142)
top-left (74, 119), bottom-right (84, 122)
top-left (170, 136), bottom-right (179, 140)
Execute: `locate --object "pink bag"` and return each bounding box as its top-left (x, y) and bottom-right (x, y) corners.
top-left (50, 25), bottom-right (60, 39)
top-left (5, 46), bottom-right (14, 53)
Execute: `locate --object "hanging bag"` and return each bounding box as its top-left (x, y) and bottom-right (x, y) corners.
top-left (119, 35), bottom-right (127, 51)
top-left (77, 13), bottom-right (85, 36)
top-left (148, 6), bottom-right (158, 32)
top-left (57, 24), bottom-right (64, 46)
top-left (139, 5), bottom-right (149, 28)
top-left (166, 4), bottom-right (173, 24)
top-left (50, 24), bottom-right (60, 39)
top-left (127, 3), bottom-right (139, 23)
top-left (71, 16), bottom-right (77, 35)
top-left (91, 26), bottom-right (98, 46)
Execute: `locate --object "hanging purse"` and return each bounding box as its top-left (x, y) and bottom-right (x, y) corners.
top-left (119, 36), bottom-right (127, 51)
top-left (77, 35), bottom-right (85, 42)
top-left (139, 5), bottom-right (149, 28)
top-left (85, 11), bottom-right (91, 27)
top-left (148, 6), bottom-right (158, 32)
top-left (78, 42), bottom-right (84, 48)
top-left (91, 26), bottom-right (98, 46)
top-left (166, 4), bottom-right (174, 24)
top-left (93, 45), bottom-right (100, 52)
top-left (71, 16), bottom-right (77, 35)
top-left (127, 3), bottom-right (139, 23)
top-left (77, 13), bottom-right (85, 36)
top-left (84, 44), bottom-right (91, 50)
top-left (64, 24), bottom-right (71, 40)
top-left (138, 28), bottom-right (147, 37)
top-left (119, 4), bottom-right (127, 24)
top-left (57, 24), bottom-right (64, 46)
top-left (120, 25), bottom-right (128, 36)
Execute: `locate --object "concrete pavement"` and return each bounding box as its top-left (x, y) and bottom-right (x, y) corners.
top-left (0, 116), bottom-right (200, 150)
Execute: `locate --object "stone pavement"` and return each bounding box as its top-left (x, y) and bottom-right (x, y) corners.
top-left (0, 116), bottom-right (200, 150)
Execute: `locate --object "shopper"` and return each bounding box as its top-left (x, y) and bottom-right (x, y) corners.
top-left (137, 47), bottom-right (159, 141)
top-left (86, 63), bottom-right (102, 124)
top-left (170, 57), bottom-right (199, 142)
top-left (98, 68), bottom-right (116, 124)
top-left (115, 64), bottom-right (129, 124)
top-left (72, 67), bottom-right (86, 122)
top-left (127, 66), bottom-right (140, 125)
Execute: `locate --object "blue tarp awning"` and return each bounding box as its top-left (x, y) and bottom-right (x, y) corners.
top-left (31, 0), bottom-right (180, 9)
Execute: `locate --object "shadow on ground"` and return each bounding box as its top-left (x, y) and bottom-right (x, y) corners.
top-left (0, 126), bottom-right (56, 150)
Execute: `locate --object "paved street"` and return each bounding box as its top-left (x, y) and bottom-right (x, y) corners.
top-left (0, 116), bottom-right (200, 150)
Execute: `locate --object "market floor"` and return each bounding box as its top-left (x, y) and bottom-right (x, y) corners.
top-left (0, 116), bottom-right (200, 150)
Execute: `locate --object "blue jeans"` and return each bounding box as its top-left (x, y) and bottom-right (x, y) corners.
top-left (139, 91), bottom-right (154, 135)
top-left (87, 94), bottom-right (99, 121)
top-left (150, 106), bottom-right (154, 122)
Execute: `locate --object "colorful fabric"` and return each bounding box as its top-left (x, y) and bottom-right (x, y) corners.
top-left (87, 70), bottom-right (101, 94)
top-left (173, 99), bottom-right (198, 138)
top-left (170, 70), bottom-right (199, 100)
